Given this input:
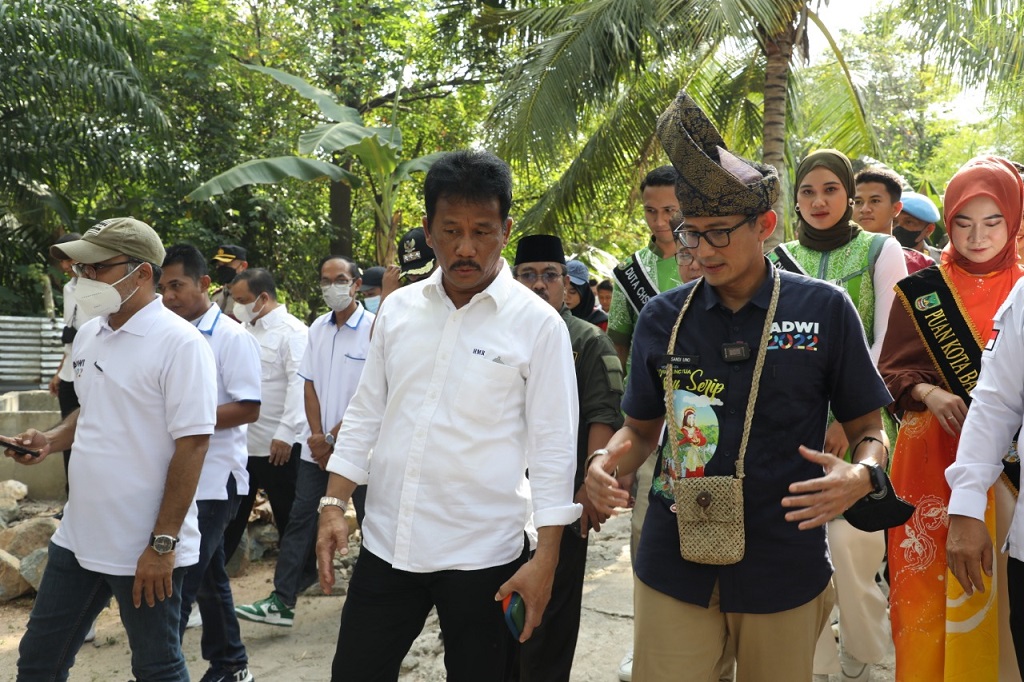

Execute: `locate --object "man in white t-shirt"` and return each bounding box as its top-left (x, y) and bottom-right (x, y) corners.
top-left (222, 268), bottom-right (309, 563)
top-left (235, 256), bottom-right (372, 628)
top-left (160, 244), bottom-right (261, 682)
top-left (4, 218), bottom-right (217, 682)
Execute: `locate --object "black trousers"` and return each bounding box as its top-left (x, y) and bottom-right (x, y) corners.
top-left (517, 528), bottom-right (588, 682)
top-left (331, 543), bottom-right (528, 682)
top-left (222, 447), bottom-right (300, 562)
top-left (1006, 557), bottom-right (1024, 676)
top-left (56, 380), bottom-right (79, 493)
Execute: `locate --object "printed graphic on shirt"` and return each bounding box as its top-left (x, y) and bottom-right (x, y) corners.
top-left (767, 320), bottom-right (820, 351)
top-left (655, 365), bottom-right (723, 500)
top-left (985, 328), bottom-right (1001, 353)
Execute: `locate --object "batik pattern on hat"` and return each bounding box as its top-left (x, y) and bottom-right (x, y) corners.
top-left (656, 90), bottom-right (780, 217)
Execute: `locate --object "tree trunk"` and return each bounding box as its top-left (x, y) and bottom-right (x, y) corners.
top-left (762, 19), bottom-right (797, 252)
top-left (328, 160), bottom-right (353, 258)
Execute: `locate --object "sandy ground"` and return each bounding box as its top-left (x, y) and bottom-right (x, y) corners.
top-left (0, 510), bottom-right (895, 681)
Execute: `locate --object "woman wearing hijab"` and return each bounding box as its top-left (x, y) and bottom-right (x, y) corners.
top-left (769, 149), bottom-right (908, 681)
top-left (879, 156), bottom-right (1024, 681)
top-left (565, 260), bottom-right (608, 331)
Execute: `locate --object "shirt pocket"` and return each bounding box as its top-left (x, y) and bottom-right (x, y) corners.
top-left (258, 342), bottom-right (279, 381)
top-left (454, 356), bottom-right (522, 426)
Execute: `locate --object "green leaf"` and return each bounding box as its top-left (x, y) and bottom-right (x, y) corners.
top-left (298, 123), bottom-right (402, 156)
top-left (185, 157), bottom-right (361, 201)
top-left (392, 152), bottom-right (447, 186)
top-left (244, 64), bottom-right (362, 124)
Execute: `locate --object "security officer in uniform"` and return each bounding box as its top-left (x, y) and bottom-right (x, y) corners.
top-left (210, 245), bottom-right (249, 317)
top-left (512, 234), bottom-right (624, 681)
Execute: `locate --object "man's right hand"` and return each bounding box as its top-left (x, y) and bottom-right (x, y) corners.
top-left (48, 374), bottom-right (60, 396)
top-left (269, 439), bottom-right (293, 466)
top-left (307, 433), bottom-right (333, 468)
top-left (584, 440), bottom-right (632, 516)
top-left (947, 514), bottom-right (993, 596)
top-left (316, 507), bottom-right (349, 595)
top-left (1, 430), bottom-right (51, 464)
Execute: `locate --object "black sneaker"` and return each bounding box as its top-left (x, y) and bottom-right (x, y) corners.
top-left (198, 667), bottom-right (254, 682)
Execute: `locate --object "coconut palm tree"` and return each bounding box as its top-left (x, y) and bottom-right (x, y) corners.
top-left (486, 0), bottom-right (1023, 249)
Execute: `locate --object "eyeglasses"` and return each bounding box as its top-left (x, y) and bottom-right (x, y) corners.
top-left (515, 271), bottom-right (564, 284)
top-left (71, 260), bottom-right (138, 279)
top-left (673, 215), bottom-right (757, 249)
top-left (675, 250), bottom-right (695, 265)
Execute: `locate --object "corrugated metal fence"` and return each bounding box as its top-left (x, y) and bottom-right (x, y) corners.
top-left (0, 316), bottom-right (63, 391)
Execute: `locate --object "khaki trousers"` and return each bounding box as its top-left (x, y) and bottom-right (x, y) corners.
top-left (633, 577), bottom-right (834, 682)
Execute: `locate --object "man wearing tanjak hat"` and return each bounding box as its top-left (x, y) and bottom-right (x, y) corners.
top-left (585, 91), bottom-right (893, 681)
top-left (3, 218), bottom-right (217, 681)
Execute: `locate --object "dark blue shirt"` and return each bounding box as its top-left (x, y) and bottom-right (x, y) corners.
top-left (623, 260), bottom-right (891, 614)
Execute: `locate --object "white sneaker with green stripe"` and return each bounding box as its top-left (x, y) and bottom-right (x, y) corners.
top-left (234, 593), bottom-right (294, 627)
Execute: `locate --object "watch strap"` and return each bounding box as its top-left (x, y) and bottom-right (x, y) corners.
top-left (318, 496), bottom-right (346, 514)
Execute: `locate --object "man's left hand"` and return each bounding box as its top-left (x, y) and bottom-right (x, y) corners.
top-left (494, 554), bottom-right (557, 643)
top-left (574, 487), bottom-right (608, 538)
top-left (269, 439), bottom-right (293, 466)
top-left (132, 548), bottom-right (176, 608)
top-left (307, 433), bottom-right (333, 469)
top-left (781, 445), bottom-right (873, 530)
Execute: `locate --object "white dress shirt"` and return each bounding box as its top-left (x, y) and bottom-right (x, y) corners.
top-left (244, 305), bottom-right (308, 456)
top-left (327, 260), bottom-right (582, 573)
top-left (948, 277), bottom-right (1024, 559)
top-left (53, 297), bottom-right (216, 574)
top-left (192, 304), bottom-right (262, 500)
top-left (297, 304), bottom-right (374, 464)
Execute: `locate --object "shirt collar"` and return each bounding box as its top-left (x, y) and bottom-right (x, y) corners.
top-left (325, 303), bottom-right (366, 328)
top-left (700, 257), bottom-right (776, 311)
top-left (99, 296), bottom-right (164, 337)
top-left (254, 304), bottom-right (285, 329)
top-left (649, 235), bottom-right (672, 259)
top-left (423, 258), bottom-right (514, 309)
top-left (192, 303), bottom-right (221, 336)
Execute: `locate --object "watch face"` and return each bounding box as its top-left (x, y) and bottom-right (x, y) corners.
top-left (152, 536), bottom-right (175, 553)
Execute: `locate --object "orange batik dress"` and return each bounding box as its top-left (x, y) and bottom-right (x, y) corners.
top-left (879, 261), bottom-right (1022, 681)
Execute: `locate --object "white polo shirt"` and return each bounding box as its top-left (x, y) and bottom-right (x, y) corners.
top-left (244, 305), bottom-right (308, 457)
top-left (297, 304), bottom-right (373, 464)
top-left (53, 296), bottom-right (217, 575)
top-left (327, 261), bottom-right (582, 573)
top-left (192, 304), bottom-right (262, 500)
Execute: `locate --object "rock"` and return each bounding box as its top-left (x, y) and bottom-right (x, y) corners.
top-left (19, 546), bottom-right (47, 590)
top-left (0, 548), bottom-right (31, 601)
top-left (248, 522), bottom-right (279, 561)
top-left (0, 517), bottom-right (58, 558)
top-left (0, 480), bottom-right (28, 501)
top-left (226, 528), bottom-right (250, 578)
top-left (0, 497), bottom-right (19, 525)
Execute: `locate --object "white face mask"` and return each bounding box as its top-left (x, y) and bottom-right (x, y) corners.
top-left (75, 264), bottom-right (142, 318)
top-left (322, 283), bottom-right (353, 311)
top-left (363, 295), bottom-right (381, 314)
top-left (232, 297), bottom-right (265, 324)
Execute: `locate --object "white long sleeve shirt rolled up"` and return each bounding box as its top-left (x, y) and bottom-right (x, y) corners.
top-left (327, 261), bottom-right (582, 572)
top-left (947, 277), bottom-right (1024, 559)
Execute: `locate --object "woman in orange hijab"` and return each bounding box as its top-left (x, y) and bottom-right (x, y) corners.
top-left (879, 156), bottom-right (1024, 681)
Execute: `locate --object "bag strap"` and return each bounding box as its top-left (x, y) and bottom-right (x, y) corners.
top-left (663, 272), bottom-right (781, 480)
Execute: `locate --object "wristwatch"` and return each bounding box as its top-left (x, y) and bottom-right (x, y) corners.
top-left (857, 462), bottom-right (887, 498)
top-left (324, 432), bottom-right (336, 448)
top-left (149, 533), bottom-right (179, 555)
top-left (318, 496), bottom-right (347, 514)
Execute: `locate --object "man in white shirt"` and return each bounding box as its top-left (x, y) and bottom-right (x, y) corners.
top-left (235, 256), bottom-right (372, 628)
top-left (222, 267), bottom-right (309, 564)
top-left (946, 278), bottom-right (1024, 679)
top-left (315, 150), bottom-right (581, 681)
top-left (4, 218), bottom-right (216, 682)
top-left (161, 244), bottom-right (261, 682)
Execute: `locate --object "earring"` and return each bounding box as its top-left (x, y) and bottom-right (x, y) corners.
top-left (848, 198), bottom-right (855, 207)
top-left (794, 205), bottom-right (801, 213)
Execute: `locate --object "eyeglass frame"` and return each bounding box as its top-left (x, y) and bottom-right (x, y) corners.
top-left (674, 249), bottom-right (695, 265)
top-left (514, 270), bottom-right (566, 285)
top-left (673, 215), bottom-right (758, 250)
top-left (71, 259), bottom-right (141, 280)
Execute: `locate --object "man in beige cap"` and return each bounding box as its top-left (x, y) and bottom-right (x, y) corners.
top-left (3, 217), bottom-right (218, 682)
top-left (584, 93), bottom-right (893, 682)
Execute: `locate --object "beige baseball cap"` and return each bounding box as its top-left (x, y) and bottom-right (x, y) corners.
top-left (49, 217), bottom-right (166, 265)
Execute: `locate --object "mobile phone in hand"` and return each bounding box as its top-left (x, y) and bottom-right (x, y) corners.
top-left (1, 437), bottom-right (41, 458)
top-left (502, 592), bottom-right (525, 639)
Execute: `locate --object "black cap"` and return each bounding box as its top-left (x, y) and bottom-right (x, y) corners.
top-left (398, 228), bottom-right (435, 276)
top-left (212, 244), bottom-right (247, 263)
top-left (360, 266), bottom-right (385, 291)
top-left (514, 235), bottom-right (566, 266)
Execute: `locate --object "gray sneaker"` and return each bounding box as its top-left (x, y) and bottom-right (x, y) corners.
top-left (234, 593), bottom-right (294, 627)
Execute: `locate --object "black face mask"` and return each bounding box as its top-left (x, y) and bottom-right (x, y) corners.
top-left (892, 225), bottom-right (926, 250)
top-left (215, 265), bottom-right (237, 286)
